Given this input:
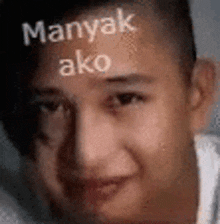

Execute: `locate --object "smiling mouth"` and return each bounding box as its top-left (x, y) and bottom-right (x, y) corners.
top-left (84, 177), bottom-right (130, 202)
top-left (61, 170), bottom-right (132, 204)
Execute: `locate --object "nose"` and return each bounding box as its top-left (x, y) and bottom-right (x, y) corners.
top-left (57, 103), bottom-right (138, 183)
top-left (77, 106), bottom-right (116, 176)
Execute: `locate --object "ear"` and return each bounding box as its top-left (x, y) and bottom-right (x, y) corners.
top-left (190, 59), bottom-right (217, 134)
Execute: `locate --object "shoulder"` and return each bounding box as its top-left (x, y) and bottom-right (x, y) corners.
top-left (0, 186), bottom-right (27, 224)
top-left (0, 166), bottom-right (40, 224)
top-left (194, 134), bottom-right (220, 224)
top-left (195, 134), bottom-right (220, 165)
top-left (0, 166), bottom-right (55, 224)
top-left (194, 133), bottom-right (220, 179)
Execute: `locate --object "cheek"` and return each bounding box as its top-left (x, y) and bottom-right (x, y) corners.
top-left (122, 95), bottom-right (191, 187)
top-left (31, 115), bottom-right (79, 209)
top-left (38, 112), bottom-right (71, 147)
top-left (32, 116), bottom-right (72, 206)
top-left (34, 142), bottom-right (64, 202)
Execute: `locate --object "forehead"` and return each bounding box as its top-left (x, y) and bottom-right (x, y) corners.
top-left (32, 5), bottom-right (180, 89)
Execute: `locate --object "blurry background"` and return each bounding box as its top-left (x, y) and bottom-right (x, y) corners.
top-left (0, 0), bottom-right (220, 173)
top-left (191, 0), bottom-right (220, 135)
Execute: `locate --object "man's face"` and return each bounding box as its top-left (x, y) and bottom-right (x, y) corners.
top-left (28, 6), bottom-right (198, 223)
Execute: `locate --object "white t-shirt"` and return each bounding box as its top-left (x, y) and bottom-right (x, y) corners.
top-left (195, 134), bottom-right (220, 224)
top-left (1, 134), bottom-right (220, 224)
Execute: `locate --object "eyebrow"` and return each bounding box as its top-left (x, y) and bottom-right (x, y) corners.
top-left (104, 73), bottom-right (155, 84)
top-left (31, 88), bottom-right (65, 99)
top-left (31, 73), bottom-right (155, 98)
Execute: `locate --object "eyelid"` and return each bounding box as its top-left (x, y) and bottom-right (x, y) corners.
top-left (114, 91), bottom-right (147, 98)
top-left (30, 94), bottom-right (64, 103)
top-left (106, 91), bottom-right (147, 108)
top-left (29, 96), bottom-right (71, 113)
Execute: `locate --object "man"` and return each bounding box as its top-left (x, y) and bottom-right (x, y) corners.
top-left (0, 0), bottom-right (219, 223)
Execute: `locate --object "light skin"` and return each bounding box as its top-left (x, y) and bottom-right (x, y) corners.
top-left (23, 5), bottom-right (216, 224)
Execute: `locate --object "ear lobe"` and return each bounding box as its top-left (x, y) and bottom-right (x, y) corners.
top-left (190, 59), bottom-right (216, 134)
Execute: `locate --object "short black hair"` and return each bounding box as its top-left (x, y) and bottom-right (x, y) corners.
top-left (0, 0), bottom-right (197, 157)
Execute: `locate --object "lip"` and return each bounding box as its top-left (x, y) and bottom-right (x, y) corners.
top-left (84, 176), bottom-right (130, 202)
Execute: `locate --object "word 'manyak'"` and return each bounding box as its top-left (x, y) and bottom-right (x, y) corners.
top-left (22, 8), bottom-right (137, 76)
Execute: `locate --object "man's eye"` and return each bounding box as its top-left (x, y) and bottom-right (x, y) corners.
top-left (32, 101), bottom-right (70, 116)
top-left (109, 93), bottom-right (146, 108)
top-left (39, 102), bottom-right (64, 113)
